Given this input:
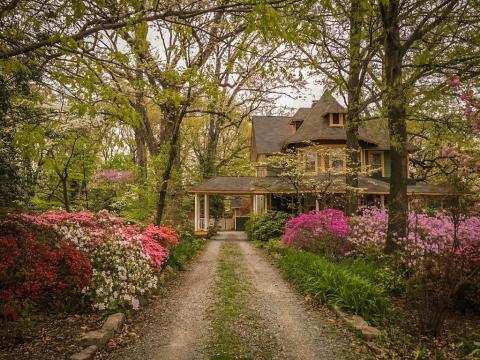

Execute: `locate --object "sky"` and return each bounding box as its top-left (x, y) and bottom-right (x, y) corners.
top-left (282, 82), bottom-right (324, 108)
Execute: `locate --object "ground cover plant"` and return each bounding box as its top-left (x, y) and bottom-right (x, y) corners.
top-left (277, 248), bottom-right (390, 325)
top-left (0, 211), bottom-right (180, 321)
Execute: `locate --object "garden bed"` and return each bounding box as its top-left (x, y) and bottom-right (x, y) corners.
top-left (0, 210), bottom-right (204, 359)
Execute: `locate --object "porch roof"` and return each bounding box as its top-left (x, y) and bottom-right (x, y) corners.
top-left (189, 176), bottom-right (454, 196)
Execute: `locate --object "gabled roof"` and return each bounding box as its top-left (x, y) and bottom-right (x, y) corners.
top-left (251, 91), bottom-right (394, 155)
top-left (284, 91), bottom-right (379, 147)
top-left (251, 115), bottom-right (292, 158)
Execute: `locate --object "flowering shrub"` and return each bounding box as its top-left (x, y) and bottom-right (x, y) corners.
top-left (84, 236), bottom-right (157, 311)
top-left (1, 211), bottom-right (179, 319)
top-left (348, 207), bottom-right (480, 266)
top-left (0, 220), bottom-right (92, 320)
top-left (282, 209), bottom-right (351, 256)
top-left (348, 206), bottom-right (480, 335)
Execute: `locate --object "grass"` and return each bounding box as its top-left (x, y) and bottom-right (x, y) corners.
top-left (207, 242), bottom-right (277, 360)
top-left (276, 248), bottom-right (390, 325)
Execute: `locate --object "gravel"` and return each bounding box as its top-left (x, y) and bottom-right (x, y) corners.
top-left (107, 232), bottom-right (370, 360)
top-left (110, 240), bottom-right (221, 360)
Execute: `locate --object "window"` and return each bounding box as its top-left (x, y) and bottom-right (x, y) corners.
top-left (319, 147), bottom-right (345, 174)
top-left (295, 121), bottom-right (303, 131)
top-left (368, 151), bottom-right (384, 177)
top-left (329, 113), bottom-right (344, 127)
top-left (330, 148), bottom-right (345, 171)
top-left (304, 150), bottom-right (317, 174)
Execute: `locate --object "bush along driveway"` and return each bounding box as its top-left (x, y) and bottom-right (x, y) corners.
top-left (105, 232), bottom-right (374, 360)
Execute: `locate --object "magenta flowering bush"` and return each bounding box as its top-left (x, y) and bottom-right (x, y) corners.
top-left (281, 209), bottom-right (350, 256)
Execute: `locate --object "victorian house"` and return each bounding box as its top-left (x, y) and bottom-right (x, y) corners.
top-left (190, 91), bottom-right (450, 234)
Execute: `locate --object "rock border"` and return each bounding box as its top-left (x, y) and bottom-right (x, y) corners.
top-left (70, 312), bottom-right (125, 360)
top-left (332, 305), bottom-right (382, 340)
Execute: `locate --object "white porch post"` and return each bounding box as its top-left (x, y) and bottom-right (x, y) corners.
top-left (253, 195), bottom-right (258, 214)
top-left (264, 195), bottom-right (268, 213)
top-left (194, 193), bottom-right (200, 231)
top-left (204, 193), bottom-right (209, 231)
top-left (315, 199), bottom-right (320, 211)
top-left (380, 195), bottom-right (385, 208)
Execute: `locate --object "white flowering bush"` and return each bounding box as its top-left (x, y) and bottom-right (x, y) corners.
top-left (84, 235), bottom-right (158, 311)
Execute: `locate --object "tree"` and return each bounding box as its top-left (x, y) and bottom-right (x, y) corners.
top-left (377, 0), bottom-right (475, 253)
top-left (296, 1), bottom-right (382, 215)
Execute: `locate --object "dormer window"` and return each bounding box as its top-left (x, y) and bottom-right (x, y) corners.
top-left (291, 120), bottom-right (304, 134)
top-left (329, 113), bottom-right (344, 127)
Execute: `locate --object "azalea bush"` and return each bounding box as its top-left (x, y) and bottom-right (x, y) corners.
top-left (0, 211), bottom-right (179, 320)
top-left (348, 207), bottom-right (480, 267)
top-left (245, 211), bottom-right (290, 242)
top-left (348, 206), bottom-right (480, 335)
top-left (84, 236), bottom-right (157, 311)
top-left (281, 209), bottom-right (351, 257)
top-left (0, 219), bottom-right (92, 321)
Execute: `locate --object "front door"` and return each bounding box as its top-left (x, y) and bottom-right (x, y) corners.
top-left (235, 216), bottom-right (249, 231)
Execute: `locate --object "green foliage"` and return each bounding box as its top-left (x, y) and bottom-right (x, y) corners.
top-left (460, 335), bottom-right (480, 359)
top-left (167, 226), bottom-right (205, 270)
top-left (277, 249), bottom-right (390, 324)
top-left (245, 211), bottom-right (290, 242)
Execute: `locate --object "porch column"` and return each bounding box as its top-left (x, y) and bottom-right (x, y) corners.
top-left (380, 195), bottom-right (385, 208)
top-left (253, 195), bottom-right (258, 214)
top-left (264, 195), bottom-right (268, 213)
top-left (194, 193), bottom-right (200, 231)
top-left (204, 193), bottom-right (209, 231)
top-left (315, 199), bottom-right (319, 211)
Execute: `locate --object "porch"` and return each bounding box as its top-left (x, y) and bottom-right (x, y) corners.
top-left (192, 192), bottom-right (271, 235)
top-left (189, 176), bottom-right (452, 235)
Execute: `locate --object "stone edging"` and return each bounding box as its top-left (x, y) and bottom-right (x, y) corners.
top-left (331, 305), bottom-right (382, 340)
top-left (70, 312), bottom-right (125, 360)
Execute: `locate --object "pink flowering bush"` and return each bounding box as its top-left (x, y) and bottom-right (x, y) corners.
top-left (1, 211), bottom-right (179, 317)
top-left (282, 209), bottom-right (351, 257)
top-left (348, 206), bottom-right (480, 335)
top-left (348, 207), bottom-right (480, 266)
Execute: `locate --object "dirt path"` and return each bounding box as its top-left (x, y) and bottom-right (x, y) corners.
top-left (110, 232), bottom-right (352, 360)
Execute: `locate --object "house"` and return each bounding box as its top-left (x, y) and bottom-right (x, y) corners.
top-left (190, 91), bottom-right (451, 234)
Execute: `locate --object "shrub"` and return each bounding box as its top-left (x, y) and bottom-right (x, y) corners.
top-left (349, 207), bottom-right (480, 335)
top-left (245, 211), bottom-right (290, 242)
top-left (281, 209), bottom-right (351, 257)
top-left (1, 211), bottom-right (179, 316)
top-left (168, 227), bottom-right (205, 270)
top-left (277, 249), bottom-right (389, 325)
top-left (84, 235), bottom-right (158, 311)
top-left (0, 220), bottom-right (92, 321)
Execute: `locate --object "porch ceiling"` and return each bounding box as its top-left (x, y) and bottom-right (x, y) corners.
top-left (188, 176), bottom-right (454, 196)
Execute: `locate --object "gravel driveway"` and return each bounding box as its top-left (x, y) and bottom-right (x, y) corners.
top-left (109, 232), bottom-right (353, 360)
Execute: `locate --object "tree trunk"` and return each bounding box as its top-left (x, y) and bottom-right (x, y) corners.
top-left (134, 126), bottom-right (148, 183)
top-left (380, 0), bottom-right (408, 253)
top-left (345, 0), bottom-right (362, 216)
top-left (155, 100), bottom-right (184, 225)
top-left (203, 113), bottom-right (219, 178)
top-left (61, 176), bottom-right (70, 212)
